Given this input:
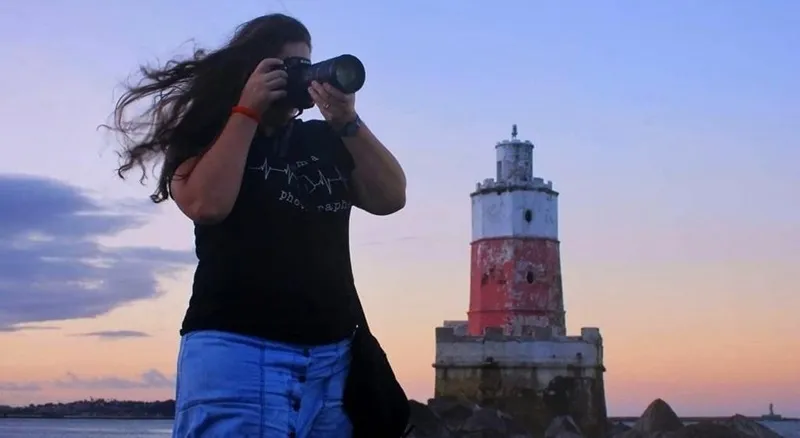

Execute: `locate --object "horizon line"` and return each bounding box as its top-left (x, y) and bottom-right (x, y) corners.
top-left (1, 398), bottom-right (796, 421)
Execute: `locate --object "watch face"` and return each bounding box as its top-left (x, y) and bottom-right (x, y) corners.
top-left (343, 118), bottom-right (360, 137)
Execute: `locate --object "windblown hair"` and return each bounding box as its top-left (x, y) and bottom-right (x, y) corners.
top-left (107, 14), bottom-right (311, 203)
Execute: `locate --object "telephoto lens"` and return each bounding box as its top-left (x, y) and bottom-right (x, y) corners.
top-left (305, 54), bottom-right (366, 95)
top-left (283, 55), bottom-right (366, 109)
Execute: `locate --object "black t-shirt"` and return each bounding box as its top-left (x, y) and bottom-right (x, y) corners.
top-left (180, 119), bottom-right (359, 345)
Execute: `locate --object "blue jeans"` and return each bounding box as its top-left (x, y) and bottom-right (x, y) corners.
top-left (172, 330), bottom-right (353, 438)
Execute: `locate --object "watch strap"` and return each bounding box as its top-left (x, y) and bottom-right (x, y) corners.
top-left (338, 115), bottom-right (362, 137)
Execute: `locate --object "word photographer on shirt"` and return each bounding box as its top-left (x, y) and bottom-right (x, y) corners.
top-left (108, 13), bottom-right (406, 438)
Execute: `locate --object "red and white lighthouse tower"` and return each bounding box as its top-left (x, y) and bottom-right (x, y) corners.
top-left (467, 125), bottom-right (565, 336)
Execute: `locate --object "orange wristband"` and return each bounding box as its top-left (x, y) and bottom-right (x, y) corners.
top-left (231, 105), bottom-right (260, 124)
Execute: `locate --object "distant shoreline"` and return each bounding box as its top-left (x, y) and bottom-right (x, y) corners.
top-left (1, 414), bottom-right (798, 422)
top-left (610, 416), bottom-right (799, 423)
top-left (1, 415), bottom-right (172, 420)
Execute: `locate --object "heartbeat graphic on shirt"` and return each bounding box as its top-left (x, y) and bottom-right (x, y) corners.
top-left (248, 156), bottom-right (347, 195)
top-left (249, 157), bottom-right (301, 185)
top-left (302, 167), bottom-right (347, 194)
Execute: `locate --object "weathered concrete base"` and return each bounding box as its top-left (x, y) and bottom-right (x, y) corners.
top-left (434, 324), bottom-right (607, 437)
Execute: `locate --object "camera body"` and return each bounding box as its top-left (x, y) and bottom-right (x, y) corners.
top-left (282, 54), bottom-right (366, 110)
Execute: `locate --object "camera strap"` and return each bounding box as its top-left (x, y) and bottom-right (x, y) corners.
top-left (274, 119), bottom-right (297, 158)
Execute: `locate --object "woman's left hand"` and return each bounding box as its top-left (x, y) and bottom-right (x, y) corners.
top-left (309, 81), bottom-right (357, 129)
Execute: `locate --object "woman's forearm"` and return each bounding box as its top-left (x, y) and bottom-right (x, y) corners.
top-left (342, 123), bottom-right (407, 216)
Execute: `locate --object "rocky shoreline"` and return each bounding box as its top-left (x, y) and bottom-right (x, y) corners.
top-left (407, 398), bottom-right (788, 438)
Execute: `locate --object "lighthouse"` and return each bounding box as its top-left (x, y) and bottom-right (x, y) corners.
top-left (468, 124), bottom-right (564, 336)
top-left (433, 127), bottom-right (607, 437)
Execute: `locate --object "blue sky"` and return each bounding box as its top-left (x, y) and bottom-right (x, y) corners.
top-left (0, 0), bottom-right (798, 415)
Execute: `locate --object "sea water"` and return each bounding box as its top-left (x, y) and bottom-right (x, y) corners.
top-left (0, 419), bottom-right (172, 437)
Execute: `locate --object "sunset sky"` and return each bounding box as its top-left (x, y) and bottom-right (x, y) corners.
top-left (0, 0), bottom-right (798, 417)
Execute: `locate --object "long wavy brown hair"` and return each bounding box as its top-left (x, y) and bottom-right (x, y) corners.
top-left (106, 14), bottom-right (311, 203)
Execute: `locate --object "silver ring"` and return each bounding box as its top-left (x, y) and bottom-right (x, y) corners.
top-left (323, 103), bottom-right (331, 109)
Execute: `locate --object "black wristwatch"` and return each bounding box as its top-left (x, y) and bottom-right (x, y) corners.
top-left (337, 115), bottom-right (362, 138)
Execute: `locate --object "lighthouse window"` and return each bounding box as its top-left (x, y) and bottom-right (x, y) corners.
top-left (526, 271), bottom-right (535, 284)
top-left (523, 209), bottom-right (533, 222)
top-left (496, 161), bottom-right (502, 178)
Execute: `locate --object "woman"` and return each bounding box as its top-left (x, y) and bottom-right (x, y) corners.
top-left (110, 13), bottom-right (406, 438)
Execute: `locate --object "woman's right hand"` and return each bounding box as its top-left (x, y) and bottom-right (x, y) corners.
top-left (237, 58), bottom-right (288, 113)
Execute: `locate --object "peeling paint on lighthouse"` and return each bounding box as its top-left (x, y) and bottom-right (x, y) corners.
top-left (467, 125), bottom-right (565, 336)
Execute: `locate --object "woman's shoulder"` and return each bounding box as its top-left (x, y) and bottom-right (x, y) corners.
top-left (296, 118), bottom-right (337, 140)
top-left (294, 119), bottom-right (353, 170)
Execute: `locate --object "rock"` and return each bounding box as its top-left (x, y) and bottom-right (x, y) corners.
top-left (545, 415), bottom-right (585, 438)
top-left (714, 415), bottom-right (783, 438)
top-left (607, 421), bottom-right (632, 437)
top-left (629, 399), bottom-right (684, 435)
top-left (427, 397), bottom-right (477, 433)
top-left (611, 410), bottom-right (784, 438)
top-left (414, 399), bottom-right (534, 438)
top-left (664, 421), bottom-right (750, 438)
top-left (615, 429), bottom-right (645, 438)
top-left (407, 400), bottom-right (451, 438)
top-left (460, 407), bottom-right (509, 438)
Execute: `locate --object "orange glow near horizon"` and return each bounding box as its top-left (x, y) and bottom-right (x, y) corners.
top-left (1, 250), bottom-right (799, 416)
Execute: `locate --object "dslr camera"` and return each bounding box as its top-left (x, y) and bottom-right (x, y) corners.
top-left (282, 54), bottom-right (366, 110)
